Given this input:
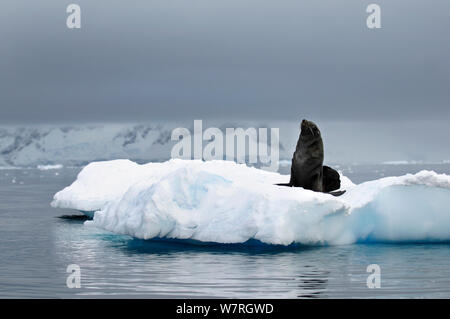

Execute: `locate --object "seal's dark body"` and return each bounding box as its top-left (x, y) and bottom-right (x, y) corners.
top-left (279, 119), bottom-right (342, 195)
top-left (322, 165), bottom-right (341, 193)
top-left (289, 122), bottom-right (324, 191)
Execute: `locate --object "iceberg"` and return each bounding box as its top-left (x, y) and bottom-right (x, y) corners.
top-left (51, 159), bottom-right (450, 246)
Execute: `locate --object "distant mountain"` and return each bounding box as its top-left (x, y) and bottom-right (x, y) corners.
top-left (0, 122), bottom-right (290, 167)
top-left (2, 120), bottom-right (447, 167)
top-left (0, 124), bottom-right (176, 166)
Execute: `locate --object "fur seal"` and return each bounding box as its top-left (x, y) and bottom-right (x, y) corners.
top-left (278, 119), bottom-right (344, 196)
top-left (322, 165), bottom-right (341, 193)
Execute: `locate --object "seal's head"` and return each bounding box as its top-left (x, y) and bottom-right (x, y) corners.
top-left (300, 119), bottom-right (321, 139)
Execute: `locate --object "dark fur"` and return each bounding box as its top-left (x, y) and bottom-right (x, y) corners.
top-left (278, 119), bottom-right (343, 195)
top-left (322, 165), bottom-right (341, 193)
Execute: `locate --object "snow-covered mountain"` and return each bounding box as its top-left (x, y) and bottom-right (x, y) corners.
top-left (0, 121), bottom-right (290, 167)
top-left (1, 120), bottom-right (449, 167)
top-left (0, 124), bottom-right (175, 166)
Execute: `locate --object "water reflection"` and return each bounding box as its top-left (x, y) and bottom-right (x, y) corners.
top-left (52, 219), bottom-right (338, 298)
top-left (42, 211), bottom-right (450, 299)
top-left (296, 269), bottom-right (329, 298)
top-left (51, 216), bottom-right (450, 298)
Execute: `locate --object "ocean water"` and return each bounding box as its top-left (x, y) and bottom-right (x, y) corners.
top-left (0, 164), bottom-right (450, 298)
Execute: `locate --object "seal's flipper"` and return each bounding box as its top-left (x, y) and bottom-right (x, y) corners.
top-left (322, 165), bottom-right (341, 192)
top-left (276, 183), bottom-right (292, 187)
top-left (328, 190), bottom-right (346, 197)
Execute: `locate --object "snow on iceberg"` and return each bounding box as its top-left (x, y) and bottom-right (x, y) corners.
top-left (51, 159), bottom-right (450, 245)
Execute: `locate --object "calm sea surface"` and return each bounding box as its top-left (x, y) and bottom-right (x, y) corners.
top-left (1, 164), bottom-right (449, 298)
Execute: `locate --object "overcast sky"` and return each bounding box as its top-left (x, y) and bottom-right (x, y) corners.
top-left (1, 0), bottom-right (449, 124)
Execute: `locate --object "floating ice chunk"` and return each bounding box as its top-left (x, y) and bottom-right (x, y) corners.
top-left (52, 159), bottom-right (148, 211)
top-left (51, 159), bottom-right (286, 212)
top-left (52, 160), bottom-right (450, 245)
top-left (86, 166), bottom-right (347, 245)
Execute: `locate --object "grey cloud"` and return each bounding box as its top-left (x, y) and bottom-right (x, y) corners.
top-left (1, 0), bottom-right (449, 123)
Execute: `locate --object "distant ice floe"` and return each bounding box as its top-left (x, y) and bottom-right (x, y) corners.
top-left (382, 160), bottom-right (450, 165)
top-left (51, 159), bottom-right (450, 246)
top-left (382, 160), bottom-right (418, 165)
top-left (37, 164), bottom-right (64, 170)
top-left (0, 166), bottom-right (21, 170)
